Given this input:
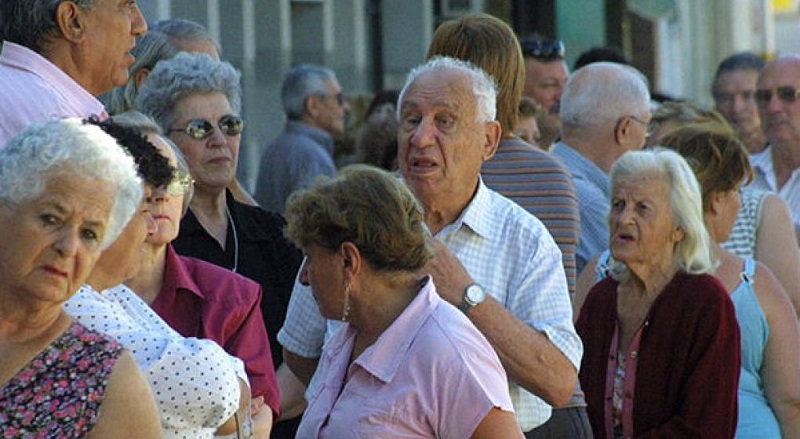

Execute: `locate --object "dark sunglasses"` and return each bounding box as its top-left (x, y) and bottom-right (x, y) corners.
top-left (754, 86), bottom-right (800, 107)
top-left (520, 39), bottom-right (565, 60)
top-left (168, 115), bottom-right (244, 140)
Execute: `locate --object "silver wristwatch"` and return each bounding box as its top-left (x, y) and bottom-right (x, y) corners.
top-left (459, 283), bottom-right (486, 314)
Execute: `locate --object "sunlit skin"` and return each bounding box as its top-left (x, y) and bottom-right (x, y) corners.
top-left (758, 59), bottom-right (800, 149)
top-left (67, 0), bottom-right (148, 95)
top-left (0, 176), bottom-right (113, 313)
top-left (714, 69), bottom-right (766, 153)
top-left (523, 58), bottom-right (569, 129)
top-left (397, 68), bottom-right (500, 232)
top-left (609, 172), bottom-right (685, 277)
top-left (168, 92), bottom-right (240, 192)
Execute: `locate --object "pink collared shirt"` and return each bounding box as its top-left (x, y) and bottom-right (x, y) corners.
top-left (0, 42), bottom-right (107, 146)
top-left (297, 277), bottom-right (515, 438)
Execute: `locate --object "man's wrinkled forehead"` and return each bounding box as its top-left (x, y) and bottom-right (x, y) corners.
top-left (400, 69), bottom-right (473, 111)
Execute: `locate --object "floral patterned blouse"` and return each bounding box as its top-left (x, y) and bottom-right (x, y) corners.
top-left (0, 320), bottom-right (122, 438)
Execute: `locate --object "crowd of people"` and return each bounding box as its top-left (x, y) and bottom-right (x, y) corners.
top-left (0, 1), bottom-right (799, 438)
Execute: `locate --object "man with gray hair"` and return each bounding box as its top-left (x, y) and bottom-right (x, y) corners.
top-left (278, 56), bottom-right (582, 433)
top-left (254, 64), bottom-right (349, 212)
top-left (0, 0), bottom-right (148, 144)
top-left (552, 62), bottom-right (652, 275)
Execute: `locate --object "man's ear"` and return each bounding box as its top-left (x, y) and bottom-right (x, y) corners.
top-left (304, 95), bottom-right (321, 121)
top-left (481, 120), bottom-right (502, 161)
top-left (55, 1), bottom-right (86, 43)
top-left (613, 117), bottom-right (632, 146)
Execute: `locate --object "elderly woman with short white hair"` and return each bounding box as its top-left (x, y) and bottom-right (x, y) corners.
top-left (0, 118), bottom-right (160, 438)
top-left (576, 148), bottom-right (741, 438)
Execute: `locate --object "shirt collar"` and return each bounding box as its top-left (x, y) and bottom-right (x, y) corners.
top-left (437, 178), bottom-right (494, 240)
top-left (352, 276), bottom-right (439, 383)
top-left (161, 244), bottom-right (207, 300)
top-left (285, 120), bottom-right (335, 155)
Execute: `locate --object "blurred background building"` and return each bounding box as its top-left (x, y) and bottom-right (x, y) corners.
top-left (138, 0), bottom-right (800, 191)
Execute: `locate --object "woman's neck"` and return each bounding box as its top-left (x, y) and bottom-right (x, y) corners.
top-left (0, 304), bottom-right (69, 345)
top-left (349, 275), bottom-right (423, 357)
top-left (126, 243), bottom-right (168, 305)
top-left (189, 187), bottom-right (229, 248)
top-left (622, 258), bottom-right (680, 299)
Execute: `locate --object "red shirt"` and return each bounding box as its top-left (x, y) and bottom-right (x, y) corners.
top-left (151, 245), bottom-right (280, 415)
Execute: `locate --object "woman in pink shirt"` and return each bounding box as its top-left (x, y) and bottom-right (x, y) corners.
top-left (285, 165), bottom-right (522, 439)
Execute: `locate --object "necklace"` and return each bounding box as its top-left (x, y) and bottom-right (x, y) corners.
top-left (226, 208), bottom-right (239, 273)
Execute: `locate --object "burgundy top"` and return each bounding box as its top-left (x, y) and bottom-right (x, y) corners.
top-left (151, 244), bottom-right (280, 415)
top-left (576, 271), bottom-right (740, 439)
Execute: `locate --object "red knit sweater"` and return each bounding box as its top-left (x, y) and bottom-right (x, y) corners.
top-left (576, 271), bottom-right (740, 438)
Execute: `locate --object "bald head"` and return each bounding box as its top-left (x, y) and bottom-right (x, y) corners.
top-left (560, 62), bottom-right (650, 133)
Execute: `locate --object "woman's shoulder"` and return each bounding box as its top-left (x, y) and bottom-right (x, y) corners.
top-left (178, 254), bottom-right (262, 304)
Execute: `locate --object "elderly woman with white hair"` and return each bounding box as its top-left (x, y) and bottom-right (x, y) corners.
top-left (0, 118), bottom-right (160, 438)
top-left (576, 149), bottom-right (741, 438)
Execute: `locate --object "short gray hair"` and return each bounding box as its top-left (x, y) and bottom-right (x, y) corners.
top-left (102, 31), bottom-right (179, 115)
top-left (150, 18), bottom-right (221, 55)
top-left (0, 0), bottom-right (96, 52)
top-left (134, 52), bottom-right (242, 133)
top-left (398, 56), bottom-right (498, 123)
top-left (560, 62), bottom-right (650, 131)
top-left (0, 117), bottom-right (143, 249)
top-left (607, 148), bottom-right (715, 279)
top-left (281, 64), bottom-right (337, 120)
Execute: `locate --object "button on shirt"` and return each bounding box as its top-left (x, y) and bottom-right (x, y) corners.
top-left (552, 141), bottom-right (612, 275)
top-left (0, 42), bottom-right (107, 146)
top-left (297, 277), bottom-right (515, 438)
top-left (65, 284), bottom-right (246, 439)
top-left (279, 179), bottom-right (582, 431)
top-left (749, 146), bottom-right (800, 230)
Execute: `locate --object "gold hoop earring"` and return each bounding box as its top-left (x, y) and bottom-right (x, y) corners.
top-left (342, 284), bottom-right (351, 322)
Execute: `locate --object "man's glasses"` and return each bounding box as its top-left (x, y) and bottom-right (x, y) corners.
top-left (520, 39), bottom-right (565, 60)
top-left (628, 115), bottom-right (659, 139)
top-left (168, 115), bottom-right (244, 140)
top-left (754, 86), bottom-right (800, 107)
top-left (164, 169), bottom-right (194, 196)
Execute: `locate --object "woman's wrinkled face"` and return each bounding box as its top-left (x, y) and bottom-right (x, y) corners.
top-left (0, 175), bottom-right (113, 305)
top-left (145, 135), bottom-right (187, 246)
top-left (608, 171), bottom-right (684, 268)
top-left (298, 243), bottom-right (345, 320)
top-left (167, 92), bottom-right (240, 192)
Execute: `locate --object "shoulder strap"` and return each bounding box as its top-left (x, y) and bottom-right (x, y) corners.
top-left (740, 258), bottom-right (756, 284)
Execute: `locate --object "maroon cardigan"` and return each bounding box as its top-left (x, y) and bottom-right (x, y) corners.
top-left (576, 271), bottom-right (740, 438)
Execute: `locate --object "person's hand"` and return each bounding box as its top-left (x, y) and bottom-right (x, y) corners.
top-left (422, 237), bottom-right (474, 306)
top-left (251, 397), bottom-right (272, 439)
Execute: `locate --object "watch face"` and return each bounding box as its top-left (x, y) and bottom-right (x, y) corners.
top-left (466, 284), bottom-right (486, 304)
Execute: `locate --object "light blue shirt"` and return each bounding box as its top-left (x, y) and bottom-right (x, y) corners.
top-left (278, 179), bottom-right (582, 431)
top-left (552, 141), bottom-right (611, 275)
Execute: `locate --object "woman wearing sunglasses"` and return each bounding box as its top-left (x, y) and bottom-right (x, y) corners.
top-left (134, 53), bottom-right (304, 428)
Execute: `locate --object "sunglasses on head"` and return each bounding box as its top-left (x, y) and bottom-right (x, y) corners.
top-left (754, 86), bottom-right (800, 107)
top-left (168, 115), bottom-right (244, 140)
top-left (520, 39), bottom-right (565, 60)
